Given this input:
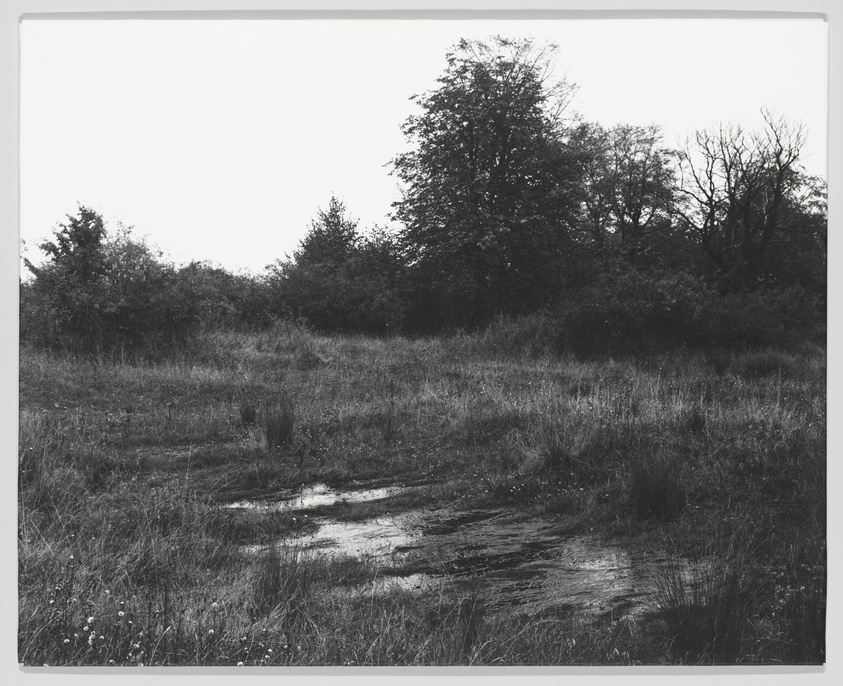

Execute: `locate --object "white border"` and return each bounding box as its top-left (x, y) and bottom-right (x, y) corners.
top-left (2, 2), bottom-right (837, 685)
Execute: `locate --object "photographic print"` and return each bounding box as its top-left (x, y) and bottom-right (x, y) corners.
top-left (18, 13), bottom-right (827, 667)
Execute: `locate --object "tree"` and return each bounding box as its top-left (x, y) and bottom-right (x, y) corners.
top-left (674, 111), bottom-right (811, 290)
top-left (576, 123), bottom-right (676, 254)
top-left (269, 199), bottom-right (409, 333)
top-left (293, 196), bottom-right (360, 268)
top-left (23, 205), bottom-right (109, 341)
top-left (391, 37), bottom-right (584, 328)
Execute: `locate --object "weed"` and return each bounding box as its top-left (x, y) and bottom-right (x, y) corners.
top-left (682, 403), bottom-right (707, 436)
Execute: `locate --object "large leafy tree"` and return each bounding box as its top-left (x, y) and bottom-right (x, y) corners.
top-left (391, 37), bottom-right (583, 328)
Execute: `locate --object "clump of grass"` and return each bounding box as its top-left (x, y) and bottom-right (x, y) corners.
top-left (251, 544), bottom-right (311, 621)
top-left (239, 401), bottom-right (257, 426)
top-left (379, 403), bottom-right (397, 445)
top-left (629, 456), bottom-right (686, 521)
top-left (734, 349), bottom-right (797, 378)
top-left (652, 526), bottom-right (763, 664)
top-left (707, 349), bottom-right (732, 376)
top-left (681, 402), bottom-right (707, 436)
top-left (775, 540), bottom-right (826, 664)
top-left (264, 398), bottom-right (295, 453)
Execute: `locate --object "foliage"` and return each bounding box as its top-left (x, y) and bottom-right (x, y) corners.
top-left (293, 196), bottom-right (360, 268)
top-left (22, 207), bottom-right (195, 352)
top-left (575, 122), bottom-right (676, 255)
top-left (176, 261), bottom-right (276, 329)
top-left (392, 37), bottom-right (584, 327)
top-left (270, 198), bottom-right (409, 334)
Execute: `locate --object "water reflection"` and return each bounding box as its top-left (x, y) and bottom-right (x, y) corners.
top-left (227, 483), bottom-right (405, 511)
top-left (236, 483), bottom-right (681, 618)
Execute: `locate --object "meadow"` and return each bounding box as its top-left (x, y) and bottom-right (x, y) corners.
top-left (18, 320), bottom-right (826, 666)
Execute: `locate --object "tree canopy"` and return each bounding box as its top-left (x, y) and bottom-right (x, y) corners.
top-left (391, 37), bottom-right (585, 327)
top-left (21, 38), bottom-right (827, 353)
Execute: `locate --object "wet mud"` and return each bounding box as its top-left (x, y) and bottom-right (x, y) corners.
top-left (229, 482), bottom-right (675, 618)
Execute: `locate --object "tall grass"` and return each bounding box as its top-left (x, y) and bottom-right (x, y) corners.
top-left (18, 324), bottom-right (826, 665)
top-left (653, 525), bottom-right (761, 664)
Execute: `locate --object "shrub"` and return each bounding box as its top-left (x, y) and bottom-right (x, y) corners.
top-left (22, 208), bottom-right (196, 354)
top-left (555, 270), bottom-right (706, 357)
top-left (695, 286), bottom-right (822, 349)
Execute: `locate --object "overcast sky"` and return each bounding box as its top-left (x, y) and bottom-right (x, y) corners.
top-left (19, 17), bottom-right (827, 275)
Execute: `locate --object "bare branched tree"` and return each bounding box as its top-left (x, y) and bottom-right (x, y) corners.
top-left (674, 110), bottom-right (807, 289)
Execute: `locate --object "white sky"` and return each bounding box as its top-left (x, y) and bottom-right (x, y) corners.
top-left (19, 18), bottom-right (828, 275)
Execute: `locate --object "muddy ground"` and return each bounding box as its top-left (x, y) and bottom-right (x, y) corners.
top-left (228, 480), bottom-right (681, 619)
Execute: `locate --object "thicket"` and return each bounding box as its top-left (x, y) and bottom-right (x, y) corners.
top-left (20, 37), bottom-right (826, 355)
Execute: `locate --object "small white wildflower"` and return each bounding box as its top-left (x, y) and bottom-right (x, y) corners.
top-left (237, 661), bottom-right (244, 666)
top-left (118, 611), bottom-right (125, 617)
top-left (83, 625), bottom-right (89, 632)
top-left (63, 638), bottom-right (70, 644)
top-left (87, 616), bottom-right (95, 624)
top-left (88, 633), bottom-right (95, 646)
top-left (211, 602), bottom-right (219, 611)
top-left (208, 629), bottom-right (214, 635)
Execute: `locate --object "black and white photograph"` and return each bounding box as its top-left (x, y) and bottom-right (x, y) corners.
top-left (15, 9), bottom-right (828, 669)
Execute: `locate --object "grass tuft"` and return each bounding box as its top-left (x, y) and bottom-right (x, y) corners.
top-left (264, 398), bottom-right (295, 453)
top-left (629, 456), bottom-right (686, 521)
top-left (239, 402), bottom-right (257, 426)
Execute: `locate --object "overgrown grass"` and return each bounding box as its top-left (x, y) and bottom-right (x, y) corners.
top-left (18, 322), bottom-right (826, 665)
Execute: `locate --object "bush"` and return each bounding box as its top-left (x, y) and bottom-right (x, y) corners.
top-left (554, 270), bottom-right (706, 357)
top-left (22, 208), bottom-right (196, 353)
top-left (694, 286), bottom-right (822, 348)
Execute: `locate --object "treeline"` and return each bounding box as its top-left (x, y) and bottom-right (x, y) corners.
top-left (20, 37), bottom-right (826, 356)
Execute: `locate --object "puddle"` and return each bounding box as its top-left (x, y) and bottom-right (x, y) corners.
top-left (237, 482), bottom-right (685, 619)
top-left (301, 517), bottom-right (415, 557)
top-left (227, 483), bottom-right (406, 511)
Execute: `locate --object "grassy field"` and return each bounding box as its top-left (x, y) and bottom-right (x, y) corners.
top-left (18, 322), bottom-right (826, 665)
